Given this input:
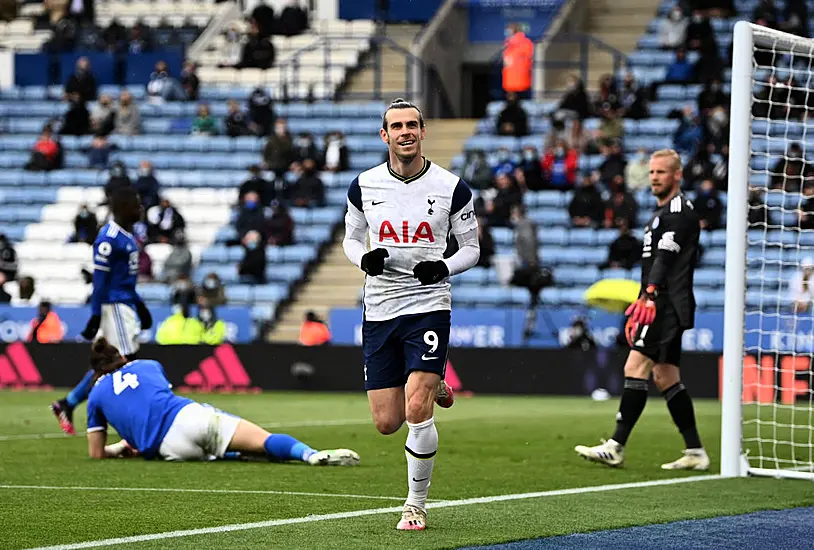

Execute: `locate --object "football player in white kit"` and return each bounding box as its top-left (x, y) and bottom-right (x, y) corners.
top-left (343, 98), bottom-right (480, 530)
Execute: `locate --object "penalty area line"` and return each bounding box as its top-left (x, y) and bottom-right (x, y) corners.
top-left (25, 474), bottom-right (723, 550)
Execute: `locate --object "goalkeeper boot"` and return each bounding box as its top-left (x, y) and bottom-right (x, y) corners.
top-left (50, 399), bottom-right (75, 435)
top-left (574, 439), bottom-right (624, 467)
top-left (396, 504), bottom-right (427, 531)
top-left (661, 448), bottom-right (710, 471)
top-left (307, 448), bottom-right (360, 466)
top-left (435, 380), bottom-right (454, 409)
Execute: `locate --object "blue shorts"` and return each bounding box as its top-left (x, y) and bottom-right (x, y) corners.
top-left (362, 310), bottom-right (451, 391)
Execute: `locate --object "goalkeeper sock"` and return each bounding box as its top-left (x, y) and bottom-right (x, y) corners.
top-left (263, 434), bottom-right (316, 462)
top-left (611, 377), bottom-right (649, 447)
top-left (663, 383), bottom-right (703, 449)
top-left (66, 370), bottom-right (96, 409)
top-left (405, 417), bottom-right (437, 511)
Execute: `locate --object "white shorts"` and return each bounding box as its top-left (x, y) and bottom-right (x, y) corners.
top-left (157, 403), bottom-right (241, 461)
top-left (100, 303), bottom-right (140, 357)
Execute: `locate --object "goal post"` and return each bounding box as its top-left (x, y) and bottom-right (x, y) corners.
top-left (722, 21), bottom-right (814, 480)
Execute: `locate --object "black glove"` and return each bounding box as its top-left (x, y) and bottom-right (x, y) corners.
top-left (81, 315), bottom-right (101, 341)
top-left (413, 260), bottom-right (449, 285)
top-left (360, 248), bottom-right (389, 276)
top-left (136, 301), bottom-right (153, 330)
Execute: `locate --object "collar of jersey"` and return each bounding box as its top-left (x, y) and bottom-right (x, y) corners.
top-left (387, 157), bottom-right (431, 184)
top-left (109, 220), bottom-right (134, 239)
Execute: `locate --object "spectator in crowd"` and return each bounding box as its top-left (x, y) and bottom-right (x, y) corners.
top-left (702, 105), bottom-right (728, 153)
top-left (673, 106), bottom-right (703, 156)
top-left (147, 61), bottom-right (185, 103)
top-left (799, 182), bottom-right (814, 230)
top-left (64, 57), bottom-right (97, 103)
top-left (10, 276), bottom-right (40, 306)
top-left (598, 140), bottom-right (627, 184)
top-left (156, 302), bottom-right (199, 345)
top-left (697, 78), bottom-right (728, 116)
top-left (502, 23), bottom-right (534, 99)
top-left (753, 75), bottom-right (807, 121)
top-left (71, 204), bottom-right (98, 244)
top-left (223, 22), bottom-right (244, 65)
top-left (461, 150), bottom-right (493, 190)
top-left (748, 187), bottom-right (769, 228)
top-left (781, 0), bottom-right (809, 37)
top-left (115, 90), bottom-right (142, 136)
top-left (593, 74), bottom-right (619, 114)
top-left (695, 179), bottom-right (723, 230)
top-left (170, 276), bottom-right (197, 312)
top-left (553, 75), bottom-right (591, 145)
top-left (134, 160), bottom-right (160, 211)
top-left (0, 0), bottom-right (17, 21)
top-left (663, 48), bottom-right (694, 84)
top-left (299, 311), bottom-right (331, 346)
top-left (250, 5), bottom-right (274, 38)
top-left (278, 0), bottom-right (309, 36)
top-left (239, 230), bottom-right (267, 284)
top-left (146, 197), bottom-right (185, 243)
top-left (292, 132), bottom-right (320, 165)
top-left (90, 94), bottom-right (115, 136)
top-left (265, 202), bottom-right (295, 246)
top-left (486, 170), bottom-right (523, 227)
top-left (712, 145), bottom-right (729, 190)
top-left (198, 272), bottom-right (227, 306)
top-left (236, 19), bottom-right (275, 70)
top-left (496, 92), bottom-right (528, 137)
top-left (180, 61), bottom-right (200, 101)
top-left (693, 43), bottom-right (724, 84)
top-left (128, 22), bottom-right (153, 53)
top-left (248, 86), bottom-right (274, 137)
top-left (593, 106), bottom-right (624, 153)
top-left (753, 0), bottom-right (779, 29)
top-left (509, 205), bottom-right (551, 307)
top-left (191, 103), bottom-right (218, 136)
top-left (660, 6), bottom-right (688, 50)
top-left (264, 118), bottom-right (294, 174)
top-left (240, 165), bottom-right (272, 206)
top-left (474, 218), bottom-right (494, 268)
top-left (86, 134), bottom-right (117, 169)
top-left (542, 139), bottom-right (578, 189)
top-left (789, 256), bottom-right (814, 313)
top-left (236, 191), bottom-right (267, 240)
top-left (625, 147), bottom-right (651, 191)
top-left (684, 143), bottom-right (715, 189)
top-left (61, 92), bottom-right (90, 136)
top-left (27, 301), bottom-right (64, 344)
top-left (104, 161), bottom-right (131, 203)
top-left (26, 125), bottom-right (63, 171)
top-left (137, 241), bottom-right (153, 282)
top-left (161, 231), bottom-right (193, 283)
top-left (102, 18), bottom-right (127, 52)
top-left (685, 10), bottom-right (715, 52)
top-left (618, 73), bottom-right (648, 119)
top-left (569, 175), bottom-right (605, 227)
top-left (518, 146), bottom-right (543, 191)
top-left (322, 131), bottom-right (350, 173)
top-left (0, 273), bottom-right (11, 303)
top-left (225, 99), bottom-right (250, 137)
top-left (0, 234), bottom-right (17, 281)
top-left (600, 220), bottom-right (642, 270)
top-left (490, 147), bottom-right (517, 176)
top-left (290, 158), bottom-right (325, 208)
top-left (193, 297), bottom-right (227, 346)
top-left (605, 182), bottom-right (638, 229)
top-left (771, 142), bottom-right (814, 192)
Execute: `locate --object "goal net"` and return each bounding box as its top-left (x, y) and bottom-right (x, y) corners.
top-left (723, 21), bottom-right (814, 480)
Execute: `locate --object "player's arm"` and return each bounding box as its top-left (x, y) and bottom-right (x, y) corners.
top-left (443, 180), bottom-right (480, 275)
top-left (86, 398), bottom-right (107, 460)
top-left (342, 177), bottom-right (388, 275)
top-left (85, 238), bottom-right (114, 339)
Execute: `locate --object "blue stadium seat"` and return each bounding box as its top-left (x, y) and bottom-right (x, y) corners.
top-left (253, 284), bottom-right (288, 303)
top-left (569, 228), bottom-right (596, 247)
top-left (225, 285), bottom-right (253, 304)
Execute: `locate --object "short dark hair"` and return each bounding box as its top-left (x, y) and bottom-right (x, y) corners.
top-left (110, 186), bottom-right (140, 218)
top-left (381, 98), bottom-right (424, 130)
top-left (89, 337), bottom-right (127, 380)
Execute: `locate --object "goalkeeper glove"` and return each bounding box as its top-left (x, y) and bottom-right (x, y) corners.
top-left (81, 315), bottom-right (101, 341)
top-left (360, 248), bottom-right (389, 276)
top-left (413, 260), bottom-right (449, 285)
top-left (624, 285), bottom-right (658, 346)
top-left (135, 300), bottom-right (153, 330)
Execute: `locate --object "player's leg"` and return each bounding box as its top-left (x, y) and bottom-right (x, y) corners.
top-left (50, 368), bottom-right (96, 435)
top-left (575, 349), bottom-right (653, 466)
top-left (363, 317), bottom-right (408, 435)
top-left (396, 311), bottom-right (450, 531)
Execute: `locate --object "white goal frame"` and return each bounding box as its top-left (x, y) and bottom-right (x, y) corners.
top-left (722, 21), bottom-right (814, 480)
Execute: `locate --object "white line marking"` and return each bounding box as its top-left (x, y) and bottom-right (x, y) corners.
top-left (0, 484), bottom-right (412, 502)
top-left (24, 475), bottom-right (723, 550)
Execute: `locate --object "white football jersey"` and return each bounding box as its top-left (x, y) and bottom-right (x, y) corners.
top-left (345, 159), bottom-right (478, 321)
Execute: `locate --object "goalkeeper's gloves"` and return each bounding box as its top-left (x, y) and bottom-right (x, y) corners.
top-left (413, 260), bottom-right (449, 285)
top-left (624, 285), bottom-right (658, 346)
top-left (360, 248), bottom-right (389, 276)
top-left (81, 315), bottom-right (101, 341)
top-left (135, 300), bottom-right (153, 330)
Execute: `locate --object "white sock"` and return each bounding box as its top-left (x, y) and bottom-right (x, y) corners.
top-left (404, 417), bottom-right (438, 511)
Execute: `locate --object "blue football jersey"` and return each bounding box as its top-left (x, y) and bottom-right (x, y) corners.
top-left (86, 360), bottom-right (193, 459)
top-left (91, 221), bottom-right (140, 314)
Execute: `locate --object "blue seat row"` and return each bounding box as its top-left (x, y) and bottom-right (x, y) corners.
top-left (139, 282), bottom-right (289, 305)
top-left (199, 243), bottom-right (318, 264)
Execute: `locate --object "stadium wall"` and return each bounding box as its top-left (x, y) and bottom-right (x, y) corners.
top-left (0, 341), bottom-right (772, 400)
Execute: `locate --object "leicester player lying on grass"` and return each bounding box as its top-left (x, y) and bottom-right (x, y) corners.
top-left (85, 337), bottom-right (360, 465)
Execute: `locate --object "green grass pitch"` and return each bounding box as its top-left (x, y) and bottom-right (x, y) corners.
top-left (1, 390), bottom-right (813, 549)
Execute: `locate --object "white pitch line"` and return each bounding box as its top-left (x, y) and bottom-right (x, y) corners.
top-left (0, 484), bottom-right (413, 502)
top-left (24, 474), bottom-right (723, 550)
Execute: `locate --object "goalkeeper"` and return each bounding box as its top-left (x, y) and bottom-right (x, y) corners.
top-left (575, 149), bottom-right (709, 471)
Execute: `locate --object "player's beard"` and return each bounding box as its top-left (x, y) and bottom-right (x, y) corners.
top-left (393, 145), bottom-right (418, 165)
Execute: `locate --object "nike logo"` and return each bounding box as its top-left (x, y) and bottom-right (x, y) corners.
top-left (412, 477), bottom-right (429, 483)
top-left (372, 200), bottom-right (386, 205)
top-left (421, 354), bottom-right (436, 361)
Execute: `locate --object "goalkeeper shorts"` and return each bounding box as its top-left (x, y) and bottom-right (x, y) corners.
top-left (630, 302), bottom-right (685, 367)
